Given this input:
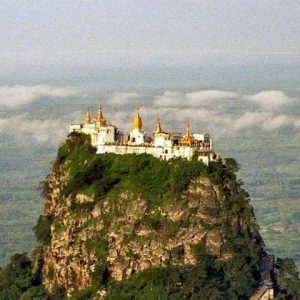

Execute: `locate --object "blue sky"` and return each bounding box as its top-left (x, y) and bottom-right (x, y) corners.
top-left (0, 0), bottom-right (299, 68)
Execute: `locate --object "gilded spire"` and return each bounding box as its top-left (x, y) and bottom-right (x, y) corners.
top-left (95, 103), bottom-right (105, 122)
top-left (133, 106), bottom-right (142, 129)
top-left (85, 108), bottom-right (91, 124)
top-left (178, 121), bottom-right (194, 145)
top-left (154, 116), bottom-right (162, 134)
top-left (186, 121), bottom-right (191, 138)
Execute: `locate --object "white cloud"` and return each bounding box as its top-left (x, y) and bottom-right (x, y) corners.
top-left (0, 85), bottom-right (78, 108)
top-left (245, 90), bottom-right (290, 110)
top-left (233, 112), bottom-right (269, 131)
top-left (110, 110), bottom-right (133, 132)
top-left (151, 89), bottom-right (298, 133)
top-left (154, 91), bottom-right (182, 107)
top-left (0, 88), bottom-right (296, 146)
top-left (135, 105), bottom-right (231, 135)
top-left (233, 112), bottom-right (294, 132)
top-left (110, 92), bottom-right (141, 106)
top-left (0, 115), bottom-right (67, 145)
top-left (262, 114), bottom-right (292, 131)
top-left (185, 90), bottom-right (238, 105)
top-left (154, 90), bottom-right (238, 107)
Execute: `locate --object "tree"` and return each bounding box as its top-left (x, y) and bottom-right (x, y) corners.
top-left (0, 253), bottom-right (46, 300)
top-left (21, 286), bottom-right (48, 300)
top-left (225, 158), bottom-right (239, 173)
top-left (274, 257), bottom-right (300, 299)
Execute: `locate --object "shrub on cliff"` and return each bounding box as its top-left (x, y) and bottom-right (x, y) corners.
top-left (274, 257), bottom-right (300, 299)
top-left (21, 286), bottom-right (48, 300)
top-left (34, 214), bottom-right (53, 245)
top-left (0, 253), bottom-right (47, 300)
top-left (104, 250), bottom-right (256, 300)
top-left (50, 285), bottom-right (67, 300)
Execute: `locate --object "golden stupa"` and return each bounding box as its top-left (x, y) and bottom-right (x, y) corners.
top-left (85, 108), bottom-right (91, 124)
top-left (133, 106), bottom-right (142, 129)
top-left (95, 103), bottom-right (105, 122)
top-left (154, 117), bottom-right (162, 134)
top-left (179, 122), bottom-right (195, 145)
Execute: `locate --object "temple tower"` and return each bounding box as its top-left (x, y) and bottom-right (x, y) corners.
top-left (129, 107), bottom-right (145, 145)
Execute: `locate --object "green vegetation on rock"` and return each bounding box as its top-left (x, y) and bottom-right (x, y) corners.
top-left (33, 215), bottom-right (53, 245)
top-left (1, 132), bottom-right (300, 299)
top-left (58, 133), bottom-right (208, 207)
top-left (0, 253), bottom-right (47, 300)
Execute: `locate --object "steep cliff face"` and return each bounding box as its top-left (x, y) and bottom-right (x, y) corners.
top-left (36, 133), bottom-right (261, 297)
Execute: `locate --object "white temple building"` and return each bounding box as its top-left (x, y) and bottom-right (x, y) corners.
top-left (70, 104), bottom-right (220, 165)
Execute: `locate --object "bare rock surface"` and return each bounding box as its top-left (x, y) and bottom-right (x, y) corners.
top-left (41, 168), bottom-right (228, 296)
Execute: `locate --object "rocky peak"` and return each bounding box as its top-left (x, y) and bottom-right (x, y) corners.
top-left (34, 133), bottom-right (263, 298)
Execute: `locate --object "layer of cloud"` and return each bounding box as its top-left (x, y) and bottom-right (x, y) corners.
top-left (127, 105), bottom-right (231, 136)
top-left (150, 89), bottom-right (298, 134)
top-left (110, 92), bottom-right (141, 106)
top-left (0, 89), bottom-right (297, 147)
top-left (245, 90), bottom-right (290, 110)
top-left (0, 115), bottom-right (67, 145)
top-left (154, 91), bottom-right (182, 107)
top-left (154, 90), bottom-right (238, 107)
top-left (0, 85), bottom-right (78, 108)
top-left (185, 90), bottom-right (238, 105)
top-left (162, 109), bottom-right (298, 134)
top-left (154, 89), bottom-right (292, 111)
top-left (233, 112), bottom-right (295, 131)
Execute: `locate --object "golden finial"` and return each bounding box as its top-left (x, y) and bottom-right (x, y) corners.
top-left (85, 108), bottom-right (91, 124)
top-left (133, 106), bottom-right (142, 129)
top-left (186, 121), bottom-right (191, 138)
top-left (95, 102), bottom-right (105, 122)
top-left (154, 116), bottom-right (162, 134)
top-left (216, 152), bottom-right (221, 161)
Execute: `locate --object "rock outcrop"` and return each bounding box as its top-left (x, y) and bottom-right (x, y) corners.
top-left (43, 173), bottom-right (228, 293)
top-left (36, 133), bottom-right (262, 297)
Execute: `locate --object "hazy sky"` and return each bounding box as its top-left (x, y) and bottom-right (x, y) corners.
top-left (1, 0), bottom-right (300, 68)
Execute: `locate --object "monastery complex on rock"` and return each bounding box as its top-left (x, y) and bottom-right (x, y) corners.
top-left (70, 104), bottom-right (220, 165)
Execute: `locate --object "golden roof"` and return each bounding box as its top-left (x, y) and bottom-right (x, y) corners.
top-left (179, 121), bottom-right (195, 145)
top-left (85, 108), bottom-right (91, 124)
top-left (154, 117), bottom-right (162, 134)
top-left (95, 103), bottom-right (105, 122)
top-left (133, 106), bottom-right (142, 129)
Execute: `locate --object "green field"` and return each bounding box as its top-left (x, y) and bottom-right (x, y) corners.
top-left (252, 199), bottom-right (300, 269)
